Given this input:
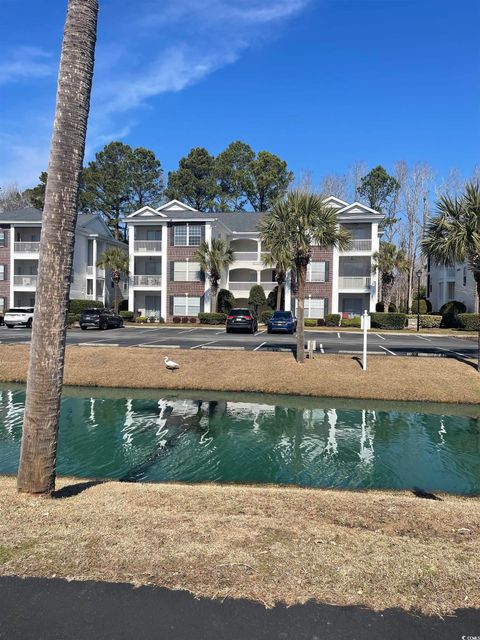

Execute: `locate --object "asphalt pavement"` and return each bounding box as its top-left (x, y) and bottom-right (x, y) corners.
top-left (0, 324), bottom-right (477, 358)
top-left (1, 576), bottom-right (479, 640)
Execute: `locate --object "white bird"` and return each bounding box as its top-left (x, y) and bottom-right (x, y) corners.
top-left (164, 356), bottom-right (180, 372)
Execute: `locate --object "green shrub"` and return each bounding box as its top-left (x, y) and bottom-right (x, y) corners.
top-left (217, 289), bottom-right (236, 314)
top-left (69, 299), bottom-right (103, 314)
top-left (370, 312), bottom-right (406, 329)
top-left (198, 312), bottom-right (227, 325)
top-left (261, 310), bottom-right (274, 324)
top-left (135, 316), bottom-right (148, 323)
top-left (411, 299), bottom-right (430, 314)
top-left (267, 286), bottom-right (285, 310)
top-left (440, 300), bottom-right (467, 327)
top-left (419, 314), bottom-right (441, 328)
top-left (304, 318), bottom-right (317, 327)
top-left (67, 313), bottom-right (79, 326)
top-left (248, 284), bottom-right (267, 316)
top-left (375, 302), bottom-right (397, 312)
top-left (457, 313), bottom-right (480, 331)
top-left (325, 313), bottom-right (341, 327)
top-left (173, 316), bottom-right (181, 323)
top-left (119, 311), bottom-right (135, 321)
top-left (341, 317), bottom-right (361, 328)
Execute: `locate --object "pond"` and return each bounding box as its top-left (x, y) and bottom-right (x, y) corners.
top-left (1, 384), bottom-right (479, 494)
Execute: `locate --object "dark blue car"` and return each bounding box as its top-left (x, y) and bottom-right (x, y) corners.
top-left (267, 310), bottom-right (297, 334)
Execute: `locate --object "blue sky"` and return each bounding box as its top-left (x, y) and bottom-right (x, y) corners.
top-left (0, 0), bottom-right (479, 190)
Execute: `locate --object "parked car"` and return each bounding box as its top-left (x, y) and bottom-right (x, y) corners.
top-left (267, 310), bottom-right (297, 334)
top-left (4, 307), bottom-right (35, 328)
top-left (226, 308), bottom-right (258, 333)
top-left (79, 308), bottom-right (124, 330)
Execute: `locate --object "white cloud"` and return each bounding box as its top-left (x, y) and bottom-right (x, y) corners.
top-left (0, 47), bottom-right (54, 86)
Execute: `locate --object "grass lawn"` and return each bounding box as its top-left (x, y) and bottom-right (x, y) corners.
top-left (0, 477), bottom-right (478, 615)
top-left (0, 344), bottom-right (479, 404)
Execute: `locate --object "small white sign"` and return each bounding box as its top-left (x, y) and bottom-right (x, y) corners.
top-left (361, 314), bottom-right (371, 330)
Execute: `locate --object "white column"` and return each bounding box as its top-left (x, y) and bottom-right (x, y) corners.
top-left (161, 222), bottom-right (168, 320)
top-left (92, 238), bottom-right (97, 301)
top-left (331, 247), bottom-right (339, 314)
top-left (284, 271), bottom-right (292, 312)
top-left (257, 238), bottom-right (261, 261)
top-left (9, 225), bottom-right (15, 307)
top-left (203, 223), bottom-right (212, 312)
top-left (308, 294), bottom-right (311, 319)
top-left (128, 223), bottom-right (135, 313)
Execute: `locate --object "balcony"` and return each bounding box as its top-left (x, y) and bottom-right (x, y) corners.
top-left (338, 276), bottom-right (371, 289)
top-left (86, 266), bottom-right (105, 277)
top-left (14, 242), bottom-right (40, 253)
top-left (340, 239), bottom-right (372, 252)
top-left (13, 275), bottom-right (38, 287)
top-left (232, 251), bottom-right (259, 261)
top-left (134, 240), bottom-right (162, 253)
top-left (133, 275), bottom-right (162, 287)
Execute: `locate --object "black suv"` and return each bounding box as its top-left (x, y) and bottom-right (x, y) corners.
top-left (226, 308), bottom-right (258, 333)
top-left (79, 308), bottom-right (124, 330)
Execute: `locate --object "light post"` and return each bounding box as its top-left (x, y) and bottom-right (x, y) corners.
top-left (416, 269), bottom-right (422, 332)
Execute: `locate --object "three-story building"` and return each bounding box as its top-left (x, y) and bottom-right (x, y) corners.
top-left (0, 207), bottom-right (127, 313)
top-left (126, 197), bottom-right (383, 321)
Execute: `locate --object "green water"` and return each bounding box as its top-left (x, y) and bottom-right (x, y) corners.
top-left (1, 384), bottom-right (479, 494)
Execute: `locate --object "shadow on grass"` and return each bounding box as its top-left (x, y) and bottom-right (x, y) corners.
top-left (412, 487), bottom-right (442, 501)
top-left (52, 480), bottom-right (106, 499)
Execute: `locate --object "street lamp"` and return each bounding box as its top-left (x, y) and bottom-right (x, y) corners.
top-left (416, 269), bottom-right (422, 332)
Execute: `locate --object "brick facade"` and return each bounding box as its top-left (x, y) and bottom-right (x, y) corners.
top-left (166, 222), bottom-right (206, 321)
top-left (0, 226), bottom-right (10, 312)
top-left (303, 247), bottom-right (333, 313)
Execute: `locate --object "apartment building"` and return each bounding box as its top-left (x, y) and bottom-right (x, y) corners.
top-left (126, 197), bottom-right (383, 321)
top-left (0, 207), bottom-right (127, 313)
top-left (427, 258), bottom-right (479, 312)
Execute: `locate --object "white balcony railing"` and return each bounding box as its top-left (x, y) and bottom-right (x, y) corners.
top-left (232, 251), bottom-right (260, 261)
top-left (133, 275), bottom-right (162, 287)
top-left (134, 240), bottom-right (162, 253)
top-left (86, 266), bottom-right (94, 276)
top-left (14, 242), bottom-right (40, 253)
top-left (229, 281), bottom-right (275, 292)
top-left (86, 266), bottom-right (105, 277)
top-left (13, 275), bottom-right (38, 287)
top-left (259, 282), bottom-right (276, 292)
top-left (341, 239), bottom-right (372, 252)
top-left (338, 276), bottom-right (371, 289)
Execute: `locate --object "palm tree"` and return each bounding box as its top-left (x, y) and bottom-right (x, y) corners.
top-left (372, 242), bottom-right (409, 312)
top-left (262, 248), bottom-right (292, 310)
top-left (17, 0), bottom-right (98, 495)
top-left (422, 181), bottom-right (480, 371)
top-left (194, 238), bottom-right (234, 312)
top-left (259, 190), bottom-right (351, 363)
top-left (96, 247), bottom-right (129, 314)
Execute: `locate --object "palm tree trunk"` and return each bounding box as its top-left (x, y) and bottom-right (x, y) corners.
top-left (113, 278), bottom-right (120, 314)
top-left (276, 283), bottom-right (283, 310)
top-left (476, 276), bottom-right (480, 373)
top-left (211, 281), bottom-right (219, 313)
top-left (296, 263), bottom-right (306, 363)
top-left (17, 0), bottom-right (98, 495)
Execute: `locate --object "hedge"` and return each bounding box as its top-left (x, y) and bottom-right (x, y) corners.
top-left (325, 313), bottom-right (341, 327)
top-left (198, 312), bottom-right (227, 325)
top-left (135, 316), bottom-right (148, 323)
top-left (440, 300), bottom-right (467, 328)
top-left (304, 318), bottom-right (317, 327)
top-left (119, 311), bottom-right (135, 321)
top-left (370, 312), bottom-right (407, 329)
top-left (67, 313), bottom-right (79, 326)
top-left (375, 302), bottom-right (397, 312)
top-left (341, 317), bottom-right (361, 328)
top-left (261, 310), bottom-right (274, 324)
top-left (457, 313), bottom-right (480, 331)
top-left (411, 299), bottom-right (431, 314)
top-left (419, 314), bottom-right (441, 328)
top-left (69, 299), bottom-right (103, 314)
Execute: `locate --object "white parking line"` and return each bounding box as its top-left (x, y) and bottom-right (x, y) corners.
top-left (190, 340), bottom-right (217, 350)
top-left (319, 343), bottom-right (325, 353)
top-left (437, 347), bottom-right (467, 358)
top-left (379, 345), bottom-right (397, 356)
top-left (215, 330), bottom-right (226, 335)
top-left (375, 333), bottom-right (386, 340)
top-left (337, 332), bottom-right (341, 339)
top-left (79, 343), bottom-right (119, 348)
top-left (416, 335), bottom-right (432, 341)
top-left (138, 344), bottom-right (180, 349)
top-left (254, 341), bottom-right (266, 351)
top-left (255, 330), bottom-right (266, 336)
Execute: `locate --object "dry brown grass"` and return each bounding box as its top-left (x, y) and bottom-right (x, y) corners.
top-left (0, 477), bottom-right (479, 614)
top-left (0, 344), bottom-right (479, 404)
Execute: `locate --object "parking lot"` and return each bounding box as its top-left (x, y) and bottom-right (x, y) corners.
top-left (0, 324), bottom-right (477, 358)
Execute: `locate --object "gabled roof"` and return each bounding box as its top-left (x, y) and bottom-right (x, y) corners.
top-left (337, 201), bottom-right (381, 216)
top-left (323, 196), bottom-right (350, 209)
top-left (157, 199), bottom-right (198, 213)
top-left (126, 205), bottom-right (168, 219)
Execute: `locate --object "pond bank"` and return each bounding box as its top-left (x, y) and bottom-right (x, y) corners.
top-left (0, 344), bottom-right (479, 404)
top-left (1, 476), bottom-right (479, 615)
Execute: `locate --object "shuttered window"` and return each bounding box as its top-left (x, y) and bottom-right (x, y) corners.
top-left (307, 261), bottom-right (328, 282)
top-left (173, 295), bottom-right (201, 316)
top-left (173, 261), bottom-right (202, 282)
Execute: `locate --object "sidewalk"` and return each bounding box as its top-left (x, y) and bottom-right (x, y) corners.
top-left (0, 576), bottom-right (479, 640)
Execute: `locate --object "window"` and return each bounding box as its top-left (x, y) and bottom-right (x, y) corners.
top-left (296, 297), bottom-right (327, 319)
top-left (0, 297), bottom-right (5, 312)
top-left (147, 229), bottom-right (162, 241)
top-left (447, 282), bottom-right (455, 299)
top-left (0, 230), bottom-right (5, 247)
top-left (173, 224), bottom-right (202, 246)
top-left (87, 280), bottom-right (93, 295)
top-left (173, 295), bottom-right (201, 316)
top-left (0, 265), bottom-right (6, 281)
top-left (173, 261), bottom-right (201, 282)
top-left (307, 261), bottom-right (327, 282)
top-left (87, 239), bottom-right (94, 266)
